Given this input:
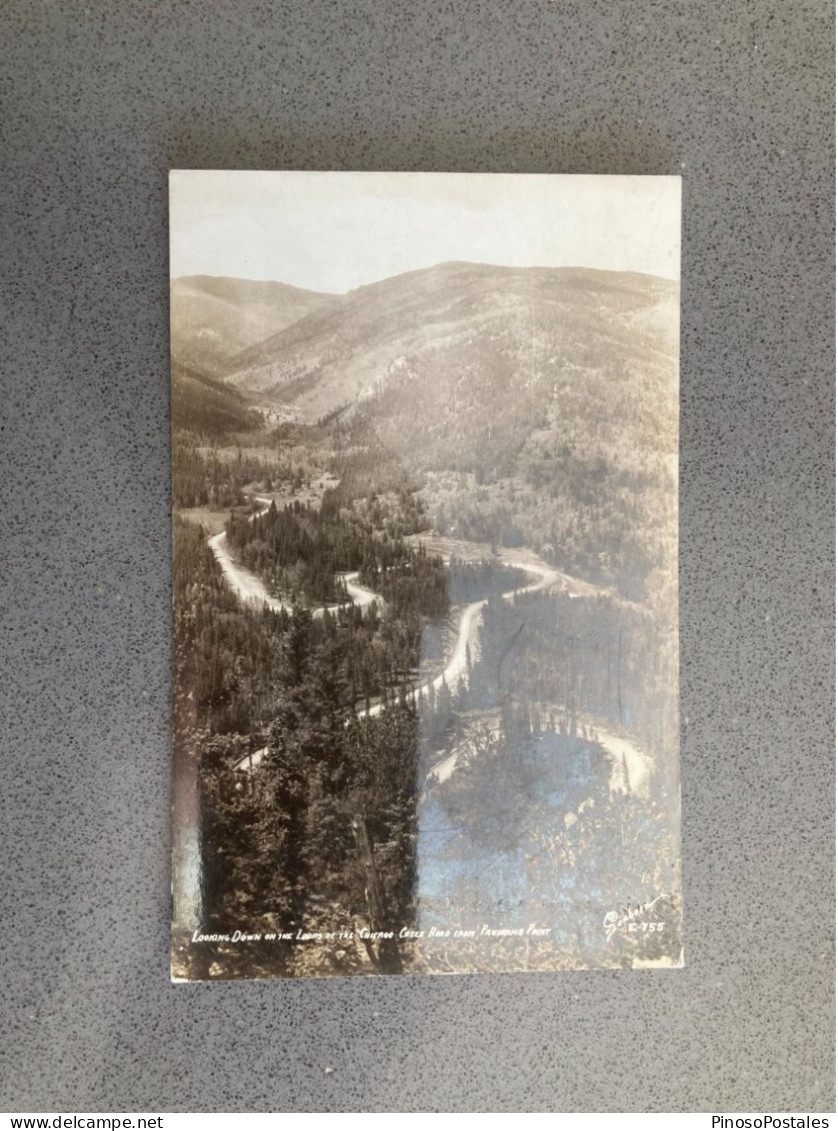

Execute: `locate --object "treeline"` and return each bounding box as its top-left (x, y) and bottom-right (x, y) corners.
top-left (357, 544), bottom-right (448, 621)
top-left (173, 517), bottom-right (428, 977)
top-left (327, 439), bottom-right (419, 507)
top-left (323, 441), bottom-right (428, 539)
top-left (414, 585), bottom-right (681, 969)
top-left (177, 516), bottom-right (675, 765)
top-left (460, 587), bottom-right (678, 763)
top-left (174, 530), bottom-right (470, 976)
top-left (348, 337), bottom-right (677, 598)
top-left (227, 499), bottom-right (355, 605)
top-left (175, 512), bottom-right (455, 732)
top-left (173, 520), bottom-right (680, 976)
top-left (428, 457), bottom-right (674, 600)
top-left (446, 558), bottom-right (529, 605)
top-left (174, 517), bottom-right (287, 736)
top-left (173, 434), bottom-right (294, 509)
top-left (359, 555), bottom-right (528, 622)
top-left (226, 497), bottom-right (452, 623)
top-left (427, 718), bottom-right (681, 968)
top-left (190, 674), bottom-right (423, 979)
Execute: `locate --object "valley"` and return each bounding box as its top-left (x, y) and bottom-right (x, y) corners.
top-left (170, 261), bottom-right (681, 979)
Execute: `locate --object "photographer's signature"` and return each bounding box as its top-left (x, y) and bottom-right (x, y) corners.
top-left (603, 896), bottom-right (667, 942)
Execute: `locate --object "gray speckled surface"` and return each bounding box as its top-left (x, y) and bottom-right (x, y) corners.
top-left (1, 0), bottom-right (833, 1113)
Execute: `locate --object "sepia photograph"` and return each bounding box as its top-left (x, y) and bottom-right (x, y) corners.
top-left (170, 170), bottom-right (683, 980)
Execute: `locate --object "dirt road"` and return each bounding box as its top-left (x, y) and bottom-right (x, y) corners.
top-left (207, 497), bottom-right (380, 618)
top-left (216, 515), bottom-right (650, 793)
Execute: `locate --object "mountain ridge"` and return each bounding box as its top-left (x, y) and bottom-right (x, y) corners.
top-left (170, 274), bottom-right (339, 377)
top-left (214, 261), bottom-right (678, 424)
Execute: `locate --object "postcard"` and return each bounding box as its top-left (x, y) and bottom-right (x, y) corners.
top-left (170, 170), bottom-right (682, 979)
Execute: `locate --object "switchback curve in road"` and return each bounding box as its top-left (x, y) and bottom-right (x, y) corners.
top-left (214, 507), bottom-right (650, 793)
top-left (207, 497), bottom-right (380, 618)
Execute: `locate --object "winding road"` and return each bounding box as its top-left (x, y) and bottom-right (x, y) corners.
top-left (212, 500), bottom-right (652, 794)
top-left (208, 497), bottom-right (380, 618)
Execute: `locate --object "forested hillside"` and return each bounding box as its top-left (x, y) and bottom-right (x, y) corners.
top-left (214, 262), bottom-right (678, 596)
top-left (171, 362), bottom-right (263, 438)
top-left (171, 260), bottom-right (681, 979)
top-left (220, 262), bottom-right (676, 416)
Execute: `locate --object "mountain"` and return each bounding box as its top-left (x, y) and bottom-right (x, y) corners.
top-left (170, 275), bottom-right (337, 377)
top-left (220, 261), bottom-right (678, 422)
top-left (217, 262), bottom-right (679, 594)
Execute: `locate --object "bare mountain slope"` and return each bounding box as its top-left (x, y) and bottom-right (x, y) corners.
top-left (171, 275), bottom-right (337, 377)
